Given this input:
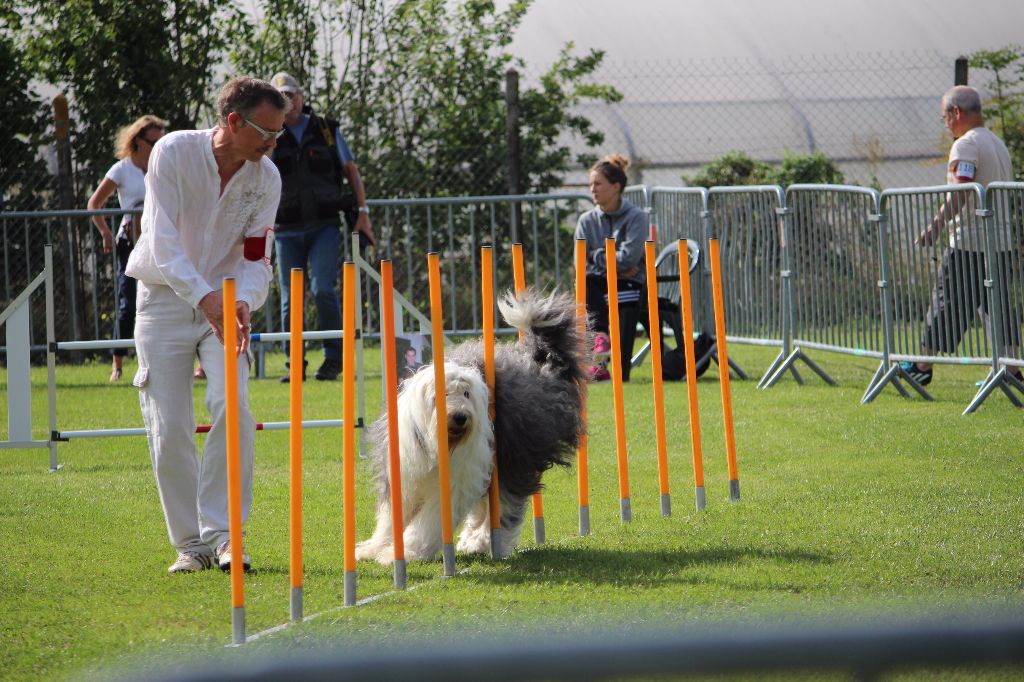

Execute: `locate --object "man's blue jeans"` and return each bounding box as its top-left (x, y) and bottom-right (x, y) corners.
top-left (276, 225), bottom-right (342, 362)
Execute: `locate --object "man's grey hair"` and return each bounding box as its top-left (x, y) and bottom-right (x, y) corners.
top-left (942, 85), bottom-right (982, 114)
top-left (216, 77), bottom-right (291, 126)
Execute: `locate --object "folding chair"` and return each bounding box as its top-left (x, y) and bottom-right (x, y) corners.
top-left (631, 239), bottom-right (700, 367)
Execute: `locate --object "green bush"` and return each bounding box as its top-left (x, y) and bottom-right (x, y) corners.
top-left (685, 150), bottom-right (774, 187)
top-left (686, 149), bottom-right (845, 188)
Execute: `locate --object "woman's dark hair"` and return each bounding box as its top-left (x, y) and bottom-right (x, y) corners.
top-left (590, 154), bottom-right (630, 192)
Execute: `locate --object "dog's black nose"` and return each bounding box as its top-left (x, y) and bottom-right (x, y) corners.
top-left (451, 412), bottom-right (468, 428)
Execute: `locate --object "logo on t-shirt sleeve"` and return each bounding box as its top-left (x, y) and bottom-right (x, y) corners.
top-left (954, 161), bottom-right (976, 181)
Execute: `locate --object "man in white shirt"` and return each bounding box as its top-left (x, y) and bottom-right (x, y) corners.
top-left (126, 77), bottom-right (288, 574)
top-left (903, 85), bottom-right (1021, 387)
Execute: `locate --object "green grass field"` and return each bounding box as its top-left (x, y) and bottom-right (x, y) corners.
top-left (1, 343), bottom-right (1022, 681)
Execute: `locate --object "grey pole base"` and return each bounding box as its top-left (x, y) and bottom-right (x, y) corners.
top-left (533, 517), bottom-right (546, 544)
top-left (290, 586), bottom-right (303, 622)
top-left (729, 479), bottom-right (741, 502)
top-left (660, 494), bottom-right (671, 517)
top-left (695, 486), bottom-right (706, 511)
top-left (489, 529), bottom-right (501, 560)
top-left (579, 505), bottom-right (590, 536)
top-left (620, 497), bottom-right (632, 523)
top-left (393, 559), bottom-right (407, 590)
top-left (442, 543), bottom-right (456, 577)
top-left (344, 571), bottom-right (357, 606)
top-left (232, 607), bottom-right (246, 645)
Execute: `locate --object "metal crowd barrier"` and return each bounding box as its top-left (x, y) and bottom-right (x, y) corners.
top-left (364, 192), bottom-right (592, 339)
top-left (3, 185), bottom-right (1022, 416)
top-left (861, 183), bottom-right (1024, 412)
top-left (760, 185), bottom-right (884, 388)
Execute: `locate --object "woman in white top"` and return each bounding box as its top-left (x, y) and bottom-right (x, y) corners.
top-left (87, 115), bottom-right (166, 382)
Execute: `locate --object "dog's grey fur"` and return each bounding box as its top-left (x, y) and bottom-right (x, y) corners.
top-left (362, 288), bottom-right (588, 560)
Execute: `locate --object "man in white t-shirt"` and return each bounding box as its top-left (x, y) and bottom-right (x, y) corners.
top-left (903, 85), bottom-right (1021, 386)
top-left (126, 77), bottom-right (288, 574)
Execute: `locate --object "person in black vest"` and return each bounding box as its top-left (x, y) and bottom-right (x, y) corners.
top-left (269, 71), bottom-right (375, 382)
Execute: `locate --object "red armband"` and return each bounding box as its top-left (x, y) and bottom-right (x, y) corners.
top-left (244, 228), bottom-right (274, 263)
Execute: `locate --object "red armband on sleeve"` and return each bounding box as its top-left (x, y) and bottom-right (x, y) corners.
top-left (953, 160), bottom-right (976, 182)
top-left (244, 228), bottom-right (274, 262)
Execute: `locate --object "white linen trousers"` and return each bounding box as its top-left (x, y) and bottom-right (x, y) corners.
top-left (133, 281), bottom-right (255, 555)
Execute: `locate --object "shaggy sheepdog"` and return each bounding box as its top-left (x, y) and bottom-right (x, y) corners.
top-left (355, 289), bottom-right (587, 564)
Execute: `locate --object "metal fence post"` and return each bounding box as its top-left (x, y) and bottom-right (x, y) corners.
top-left (53, 94), bottom-right (81, 344)
top-left (963, 192), bottom-right (1023, 414)
top-left (954, 56), bottom-right (969, 86)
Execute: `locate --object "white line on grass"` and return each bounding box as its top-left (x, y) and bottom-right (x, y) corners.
top-left (235, 566), bottom-right (473, 646)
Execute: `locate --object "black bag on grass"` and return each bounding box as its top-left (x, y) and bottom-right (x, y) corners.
top-left (662, 333), bottom-right (714, 381)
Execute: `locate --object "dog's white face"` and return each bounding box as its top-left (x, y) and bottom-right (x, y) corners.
top-left (402, 363), bottom-right (490, 453)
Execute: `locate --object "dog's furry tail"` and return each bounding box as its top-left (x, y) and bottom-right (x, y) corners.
top-left (498, 289), bottom-right (587, 384)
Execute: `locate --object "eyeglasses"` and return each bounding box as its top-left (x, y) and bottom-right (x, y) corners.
top-left (240, 115), bottom-right (286, 141)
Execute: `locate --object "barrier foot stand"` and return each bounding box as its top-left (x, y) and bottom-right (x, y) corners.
top-left (964, 367), bottom-right (1023, 416)
top-left (762, 347), bottom-right (836, 389)
top-left (864, 364), bottom-right (913, 401)
top-left (442, 544), bottom-right (456, 577)
top-left (533, 517), bottom-right (546, 545)
top-left (757, 350), bottom-right (788, 389)
top-left (579, 506), bottom-right (590, 536)
top-left (393, 559), bottom-right (407, 590)
top-left (661, 494), bottom-right (671, 518)
top-left (862, 363), bottom-right (928, 404)
top-left (729, 479), bottom-right (741, 503)
top-left (712, 346), bottom-right (751, 381)
top-left (620, 497), bottom-right (632, 523)
top-left (695, 486), bottom-right (706, 511)
top-left (290, 586), bottom-right (303, 622)
top-left (1008, 370), bottom-right (1024, 395)
top-left (344, 571), bottom-right (357, 606)
top-left (232, 607), bottom-right (246, 646)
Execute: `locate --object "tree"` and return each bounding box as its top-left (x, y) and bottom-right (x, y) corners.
top-left (0, 10), bottom-right (50, 212)
top-left (229, 0), bottom-right (621, 198)
top-left (970, 46), bottom-right (1024, 181)
top-left (16, 0), bottom-right (244, 197)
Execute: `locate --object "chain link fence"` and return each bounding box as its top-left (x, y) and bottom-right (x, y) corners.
top-left (556, 51), bottom-right (971, 190)
top-left (2, 50), bottom-right (1004, 350)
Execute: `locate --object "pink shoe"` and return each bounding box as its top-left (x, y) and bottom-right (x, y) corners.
top-left (587, 364), bottom-right (611, 383)
top-left (593, 333), bottom-right (611, 360)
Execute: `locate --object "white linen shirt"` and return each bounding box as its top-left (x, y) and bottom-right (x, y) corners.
top-left (126, 128), bottom-right (279, 310)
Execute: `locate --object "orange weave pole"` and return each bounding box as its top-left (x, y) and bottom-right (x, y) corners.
top-left (511, 243), bottom-right (545, 541)
top-left (604, 238), bottom-right (631, 523)
top-left (342, 262), bottom-right (358, 603)
top-left (677, 240), bottom-right (706, 511)
top-left (288, 268), bottom-right (304, 619)
top-left (222, 279), bottom-right (245, 643)
top-left (427, 253), bottom-right (456, 575)
top-left (574, 239), bottom-right (590, 536)
top-left (644, 241), bottom-right (671, 517)
top-left (708, 238), bottom-right (741, 502)
top-left (480, 247), bottom-right (502, 558)
top-left (380, 261), bottom-right (406, 567)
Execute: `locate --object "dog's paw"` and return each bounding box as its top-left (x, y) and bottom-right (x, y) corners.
top-left (355, 540), bottom-right (380, 561)
top-left (456, 528), bottom-right (490, 555)
top-left (375, 545), bottom-right (395, 565)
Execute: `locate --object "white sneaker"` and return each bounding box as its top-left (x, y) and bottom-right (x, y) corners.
top-left (168, 551), bottom-right (215, 574)
top-left (215, 540), bottom-right (251, 572)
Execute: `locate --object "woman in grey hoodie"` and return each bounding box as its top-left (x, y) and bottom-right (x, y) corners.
top-left (575, 154), bottom-right (648, 381)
